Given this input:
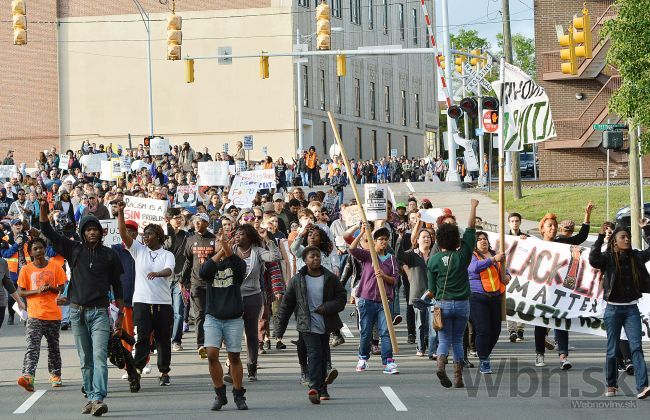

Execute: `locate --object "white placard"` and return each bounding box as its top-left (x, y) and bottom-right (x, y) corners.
top-left (364, 184), bottom-right (387, 221)
top-left (111, 159), bottom-right (123, 177)
top-left (58, 154), bottom-right (69, 170)
top-left (150, 137), bottom-right (170, 155)
top-left (228, 175), bottom-right (257, 209)
top-left (418, 208), bottom-right (445, 224)
top-left (175, 185), bottom-right (198, 207)
top-left (197, 161), bottom-right (230, 186)
top-left (323, 193), bottom-right (339, 213)
top-left (123, 195), bottom-right (168, 233)
top-left (120, 156), bottom-right (132, 173)
top-left (236, 160), bottom-right (247, 173)
top-left (0, 165), bottom-right (18, 179)
top-left (81, 153), bottom-right (108, 173)
top-left (239, 169), bottom-right (276, 190)
top-left (228, 165), bottom-right (237, 175)
top-left (100, 160), bottom-right (113, 181)
top-left (342, 205), bottom-right (363, 228)
top-left (99, 219), bottom-right (122, 246)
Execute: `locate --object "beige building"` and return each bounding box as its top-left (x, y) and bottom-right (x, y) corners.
top-left (4, 0), bottom-right (438, 163)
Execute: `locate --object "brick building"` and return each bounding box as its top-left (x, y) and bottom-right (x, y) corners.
top-left (534, 0), bottom-right (648, 180)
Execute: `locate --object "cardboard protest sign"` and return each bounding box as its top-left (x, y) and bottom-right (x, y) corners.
top-left (58, 154), bottom-right (69, 170)
top-left (228, 175), bottom-right (257, 209)
top-left (364, 184), bottom-right (387, 221)
top-left (236, 160), bottom-right (247, 173)
top-left (342, 205), bottom-right (363, 228)
top-left (81, 153), bottom-right (108, 173)
top-left (419, 208), bottom-right (445, 224)
top-left (120, 156), bottom-right (132, 172)
top-left (150, 137), bottom-right (170, 156)
top-left (323, 193), bottom-right (339, 213)
top-left (100, 160), bottom-right (114, 181)
top-left (197, 161), bottom-right (230, 186)
top-left (99, 219), bottom-right (122, 246)
top-left (239, 169), bottom-right (276, 190)
top-left (175, 185), bottom-right (198, 207)
top-left (488, 233), bottom-right (650, 341)
top-left (123, 196), bottom-right (168, 233)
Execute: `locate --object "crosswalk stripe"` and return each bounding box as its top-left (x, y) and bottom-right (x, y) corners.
top-left (14, 390), bottom-right (46, 414)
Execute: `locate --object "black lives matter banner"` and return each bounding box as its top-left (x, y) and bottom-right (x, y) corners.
top-left (486, 233), bottom-right (650, 341)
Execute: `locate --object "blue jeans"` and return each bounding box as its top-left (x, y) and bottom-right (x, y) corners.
top-left (69, 306), bottom-right (110, 402)
top-left (60, 305), bottom-right (70, 324)
top-left (436, 300), bottom-right (470, 363)
top-left (301, 172), bottom-right (308, 187)
top-left (357, 298), bottom-right (392, 365)
top-left (415, 307), bottom-right (429, 353)
top-left (171, 282), bottom-right (184, 345)
top-left (603, 304), bottom-right (649, 392)
top-left (337, 191), bottom-right (344, 207)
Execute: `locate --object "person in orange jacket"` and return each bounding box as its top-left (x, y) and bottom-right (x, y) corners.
top-left (306, 147), bottom-right (318, 188)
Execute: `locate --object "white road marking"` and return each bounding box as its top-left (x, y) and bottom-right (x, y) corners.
top-left (13, 390), bottom-right (46, 414)
top-left (341, 323), bottom-right (354, 338)
top-left (380, 386), bottom-right (408, 412)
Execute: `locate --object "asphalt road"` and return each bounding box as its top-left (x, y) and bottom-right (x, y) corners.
top-left (1, 303), bottom-right (650, 419)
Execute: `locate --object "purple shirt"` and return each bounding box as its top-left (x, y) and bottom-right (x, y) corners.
top-left (349, 248), bottom-right (397, 302)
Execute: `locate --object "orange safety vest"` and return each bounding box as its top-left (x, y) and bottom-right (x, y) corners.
top-left (306, 152), bottom-right (317, 169)
top-left (473, 252), bottom-right (505, 294)
top-left (6, 243), bottom-right (30, 274)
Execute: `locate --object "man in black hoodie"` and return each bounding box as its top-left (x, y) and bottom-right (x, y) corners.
top-left (39, 198), bottom-right (123, 417)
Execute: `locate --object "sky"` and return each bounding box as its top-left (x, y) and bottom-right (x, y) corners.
top-left (437, 0), bottom-right (535, 52)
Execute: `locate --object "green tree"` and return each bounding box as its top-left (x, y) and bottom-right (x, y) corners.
top-left (496, 33), bottom-right (536, 77)
top-left (602, 0), bottom-right (650, 150)
top-left (449, 29), bottom-right (490, 51)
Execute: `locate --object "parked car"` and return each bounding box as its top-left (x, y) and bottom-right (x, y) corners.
top-left (520, 153), bottom-right (535, 177)
top-left (614, 203), bottom-right (650, 228)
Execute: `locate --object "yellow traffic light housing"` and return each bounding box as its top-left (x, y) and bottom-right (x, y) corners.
top-left (185, 59), bottom-right (194, 83)
top-left (559, 25), bottom-right (577, 75)
top-left (470, 49), bottom-right (482, 66)
top-left (260, 55), bottom-right (269, 79)
top-left (454, 53), bottom-right (465, 74)
top-left (316, 0), bottom-right (331, 51)
top-left (167, 13), bottom-right (182, 60)
top-left (573, 6), bottom-right (592, 59)
top-left (439, 54), bottom-right (446, 70)
top-left (336, 54), bottom-right (346, 77)
top-left (12, 0), bottom-right (27, 45)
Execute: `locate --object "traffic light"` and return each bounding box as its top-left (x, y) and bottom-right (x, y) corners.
top-left (454, 53), bottom-right (466, 74)
top-left (447, 105), bottom-right (462, 120)
top-left (573, 6), bottom-right (592, 59)
top-left (316, 0), bottom-right (331, 51)
top-left (336, 54), bottom-right (346, 77)
top-left (12, 0), bottom-right (27, 46)
top-left (481, 97), bottom-right (499, 110)
top-left (559, 25), bottom-right (577, 75)
top-left (438, 54), bottom-right (446, 70)
top-left (260, 55), bottom-right (269, 79)
top-left (460, 97), bottom-right (478, 117)
top-left (167, 13), bottom-right (182, 60)
top-left (470, 49), bottom-right (482, 66)
top-left (185, 59), bottom-right (194, 83)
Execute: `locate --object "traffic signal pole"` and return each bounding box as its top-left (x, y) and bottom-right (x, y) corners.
top-left (441, 0), bottom-right (459, 182)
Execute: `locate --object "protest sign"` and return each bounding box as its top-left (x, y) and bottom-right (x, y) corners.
top-left (239, 169), bottom-right (276, 190)
top-left (228, 175), bottom-right (257, 209)
top-left (58, 154), bottom-right (69, 170)
top-left (236, 160), bottom-right (247, 173)
top-left (0, 165), bottom-right (17, 179)
top-left (487, 233), bottom-right (650, 341)
top-left (100, 160), bottom-right (113, 181)
top-left (323, 193), bottom-right (339, 213)
top-left (99, 219), bottom-right (122, 246)
top-left (150, 137), bottom-right (170, 155)
top-left (197, 161), bottom-right (230, 186)
top-left (111, 159), bottom-right (123, 177)
top-left (342, 205), bottom-right (363, 228)
top-left (175, 185), bottom-right (198, 207)
top-left (229, 165), bottom-right (237, 175)
top-left (364, 184), bottom-right (387, 221)
top-left (81, 153), bottom-right (108, 172)
top-left (418, 208), bottom-right (445, 224)
top-left (124, 195), bottom-right (168, 233)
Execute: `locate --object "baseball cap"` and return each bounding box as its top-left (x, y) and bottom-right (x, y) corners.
top-left (395, 202), bottom-right (406, 209)
top-left (192, 213), bottom-right (210, 223)
top-left (125, 220), bottom-right (139, 231)
top-left (10, 219), bottom-right (23, 226)
top-left (272, 193), bottom-right (284, 202)
top-left (263, 202), bottom-right (275, 214)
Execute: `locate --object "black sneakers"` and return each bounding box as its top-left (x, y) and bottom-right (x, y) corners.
top-left (247, 363), bottom-right (258, 382)
top-left (159, 373), bottom-right (170, 386)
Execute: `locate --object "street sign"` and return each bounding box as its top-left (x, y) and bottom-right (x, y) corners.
top-left (243, 135), bottom-right (254, 150)
top-left (217, 47), bottom-right (232, 65)
top-left (390, 148), bottom-right (398, 158)
top-left (483, 111), bottom-right (499, 133)
top-left (223, 143), bottom-right (229, 153)
top-left (593, 123), bottom-right (627, 131)
top-left (262, 146), bottom-right (268, 156)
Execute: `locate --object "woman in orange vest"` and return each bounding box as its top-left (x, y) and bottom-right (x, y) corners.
top-left (306, 146), bottom-right (318, 188)
top-left (467, 231), bottom-right (509, 375)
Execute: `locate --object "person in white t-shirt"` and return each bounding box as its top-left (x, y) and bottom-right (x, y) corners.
top-left (116, 201), bottom-right (175, 389)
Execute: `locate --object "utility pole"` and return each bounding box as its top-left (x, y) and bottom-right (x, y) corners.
top-left (501, 0), bottom-right (522, 199)
top-left (629, 123), bottom-right (642, 249)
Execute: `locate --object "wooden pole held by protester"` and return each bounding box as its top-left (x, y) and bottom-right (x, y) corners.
top-left (326, 111), bottom-right (399, 354)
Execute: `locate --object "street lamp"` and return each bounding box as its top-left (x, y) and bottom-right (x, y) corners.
top-left (132, 0), bottom-right (154, 137)
top-left (295, 27), bottom-right (343, 155)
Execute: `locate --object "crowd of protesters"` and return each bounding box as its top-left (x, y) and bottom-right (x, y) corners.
top-left (1, 140), bottom-right (649, 417)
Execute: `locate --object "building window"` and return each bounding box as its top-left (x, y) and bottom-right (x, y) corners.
top-left (412, 9), bottom-right (418, 45)
top-left (302, 65), bottom-right (309, 107)
top-left (398, 4), bottom-right (405, 41)
top-left (368, 0), bottom-right (374, 30)
top-left (414, 93), bottom-right (420, 128)
top-left (387, 132), bottom-right (392, 157)
top-left (350, 0), bottom-right (361, 25)
top-left (332, 0), bottom-right (342, 18)
top-left (369, 82), bottom-right (376, 120)
top-left (401, 90), bottom-right (407, 126)
top-left (384, 85), bottom-right (391, 123)
top-left (354, 78), bottom-right (361, 117)
top-left (382, 0), bottom-right (388, 34)
top-left (322, 121), bottom-right (327, 152)
top-left (372, 130), bottom-right (377, 160)
top-left (356, 127), bottom-right (363, 159)
top-left (319, 69), bottom-right (326, 111)
top-left (336, 76), bottom-right (342, 113)
top-left (403, 135), bottom-right (408, 157)
top-left (298, 0), bottom-right (309, 7)
top-left (338, 124), bottom-right (343, 140)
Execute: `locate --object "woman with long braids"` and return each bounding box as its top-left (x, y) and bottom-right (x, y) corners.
top-left (116, 202), bottom-right (176, 390)
top-left (231, 224), bottom-right (281, 381)
top-left (589, 222), bottom-right (650, 399)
